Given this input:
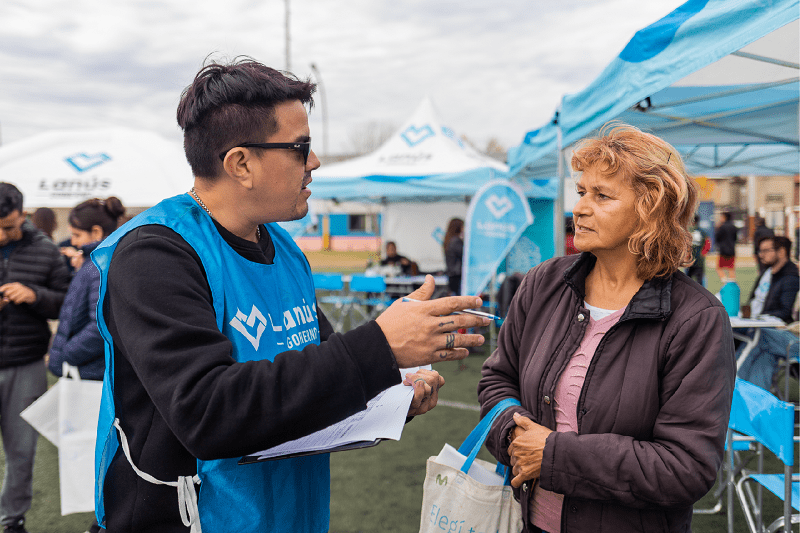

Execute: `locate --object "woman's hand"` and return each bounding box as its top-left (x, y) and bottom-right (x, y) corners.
top-left (507, 412), bottom-right (553, 488)
top-left (61, 246), bottom-right (85, 269)
top-left (403, 368), bottom-right (444, 416)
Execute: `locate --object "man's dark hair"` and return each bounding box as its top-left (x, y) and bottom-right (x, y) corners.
top-left (722, 211), bottom-right (732, 222)
top-left (0, 182), bottom-right (23, 218)
top-left (772, 236), bottom-right (792, 257)
top-left (176, 57), bottom-right (316, 179)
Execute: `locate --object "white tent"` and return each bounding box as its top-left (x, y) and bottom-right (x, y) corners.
top-left (310, 97), bottom-right (509, 272)
top-left (311, 96), bottom-right (507, 202)
top-left (0, 127), bottom-right (193, 209)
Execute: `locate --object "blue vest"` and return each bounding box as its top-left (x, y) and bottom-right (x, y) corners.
top-left (92, 194), bottom-right (329, 532)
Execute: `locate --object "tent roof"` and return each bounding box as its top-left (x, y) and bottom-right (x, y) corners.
top-left (507, 0), bottom-right (799, 179)
top-left (309, 97), bottom-right (508, 202)
top-left (0, 126), bottom-right (192, 208)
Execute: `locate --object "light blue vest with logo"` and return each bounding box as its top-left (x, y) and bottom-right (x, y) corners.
top-left (92, 194), bottom-right (329, 532)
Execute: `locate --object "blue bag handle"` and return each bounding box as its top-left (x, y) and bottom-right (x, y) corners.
top-left (456, 398), bottom-right (521, 481)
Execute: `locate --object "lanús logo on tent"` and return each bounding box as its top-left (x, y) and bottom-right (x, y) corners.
top-left (35, 152), bottom-right (114, 199)
top-left (64, 152), bottom-right (112, 173)
top-left (462, 179), bottom-right (533, 296)
top-left (401, 124), bottom-right (467, 149)
top-left (401, 124), bottom-right (435, 147)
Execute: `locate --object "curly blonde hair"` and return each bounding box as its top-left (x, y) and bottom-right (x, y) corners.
top-left (571, 123), bottom-right (698, 280)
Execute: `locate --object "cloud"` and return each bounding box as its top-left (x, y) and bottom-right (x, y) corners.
top-left (0, 0), bottom-right (686, 153)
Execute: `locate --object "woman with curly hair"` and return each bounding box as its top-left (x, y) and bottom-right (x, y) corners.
top-left (478, 124), bottom-right (735, 532)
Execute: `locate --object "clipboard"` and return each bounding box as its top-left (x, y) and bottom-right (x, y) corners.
top-left (238, 439), bottom-right (384, 464)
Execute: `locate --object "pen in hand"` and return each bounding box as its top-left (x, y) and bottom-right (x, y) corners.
top-left (401, 297), bottom-right (503, 325)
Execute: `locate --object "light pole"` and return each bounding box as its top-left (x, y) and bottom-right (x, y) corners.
top-left (284, 0), bottom-right (291, 71)
top-left (309, 63), bottom-right (328, 158)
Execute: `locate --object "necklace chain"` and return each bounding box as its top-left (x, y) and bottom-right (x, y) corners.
top-left (189, 187), bottom-right (260, 240)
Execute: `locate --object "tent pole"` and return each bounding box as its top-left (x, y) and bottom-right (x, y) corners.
top-left (555, 110), bottom-right (565, 257)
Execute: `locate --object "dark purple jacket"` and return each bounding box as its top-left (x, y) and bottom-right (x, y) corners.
top-left (478, 253), bottom-right (735, 533)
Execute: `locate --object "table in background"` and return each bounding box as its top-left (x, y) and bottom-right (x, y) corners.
top-left (729, 315), bottom-right (787, 375)
top-left (383, 275), bottom-right (449, 298)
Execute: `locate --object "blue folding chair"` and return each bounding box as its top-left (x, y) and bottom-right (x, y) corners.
top-left (729, 378), bottom-right (798, 533)
top-left (313, 273), bottom-right (348, 330)
top-left (347, 275), bottom-right (394, 326)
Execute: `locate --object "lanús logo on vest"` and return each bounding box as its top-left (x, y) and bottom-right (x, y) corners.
top-left (229, 300), bottom-right (319, 350)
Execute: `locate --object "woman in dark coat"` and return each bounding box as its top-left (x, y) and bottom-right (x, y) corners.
top-left (49, 197), bottom-right (126, 379)
top-left (443, 217), bottom-right (464, 295)
top-left (478, 124), bottom-right (735, 533)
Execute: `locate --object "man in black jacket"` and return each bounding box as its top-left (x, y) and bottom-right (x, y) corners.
top-left (748, 236), bottom-right (799, 323)
top-left (0, 183), bottom-right (70, 533)
top-left (737, 236), bottom-right (799, 391)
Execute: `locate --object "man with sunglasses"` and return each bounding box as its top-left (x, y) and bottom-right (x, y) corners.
top-left (90, 58), bottom-right (489, 533)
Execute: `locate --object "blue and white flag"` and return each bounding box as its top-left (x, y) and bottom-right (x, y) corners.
top-left (463, 180), bottom-right (534, 296)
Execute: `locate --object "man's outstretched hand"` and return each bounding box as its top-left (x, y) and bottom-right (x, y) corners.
top-left (375, 275), bottom-right (488, 368)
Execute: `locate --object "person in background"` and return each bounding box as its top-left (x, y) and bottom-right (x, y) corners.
top-left (715, 211), bottom-right (738, 281)
top-left (478, 124), bottom-right (735, 533)
top-left (49, 197), bottom-right (126, 379)
top-left (752, 216), bottom-right (774, 275)
top-left (92, 58), bottom-right (488, 533)
top-left (0, 183), bottom-right (71, 533)
top-left (736, 236), bottom-right (799, 391)
top-left (29, 208), bottom-right (57, 241)
top-left (685, 214), bottom-right (710, 286)
top-left (48, 197), bottom-right (125, 533)
top-left (746, 236), bottom-right (799, 324)
top-left (443, 217), bottom-right (464, 295)
top-left (564, 218), bottom-right (580, 256)
top-left (380, 240), bottom-right (416, 275)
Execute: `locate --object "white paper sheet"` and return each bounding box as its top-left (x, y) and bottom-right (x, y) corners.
top-left (245, 366), bottom-right (427, 461)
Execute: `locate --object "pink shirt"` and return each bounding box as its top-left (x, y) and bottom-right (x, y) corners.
top-left (530, 305), bottom-right (625, 533)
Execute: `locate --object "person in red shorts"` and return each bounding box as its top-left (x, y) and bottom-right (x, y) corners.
top-left (715, 211), bottom-right (738, 281)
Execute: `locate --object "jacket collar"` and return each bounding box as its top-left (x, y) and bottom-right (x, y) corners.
top-left (18, 220), bottom-right (39, 246)
top-left (563, 252), bottom-right (672, 321)
top-left (771, 260), bottom-right (798, 280)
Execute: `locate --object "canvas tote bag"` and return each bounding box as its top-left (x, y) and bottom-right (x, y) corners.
top-left (419, 398), bottom-right (523, 533)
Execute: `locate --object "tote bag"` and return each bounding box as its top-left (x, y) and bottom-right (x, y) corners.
top-left (21, 363), bottom-right (102, 515)
top-left (419, 398), bottom-right (523, 533)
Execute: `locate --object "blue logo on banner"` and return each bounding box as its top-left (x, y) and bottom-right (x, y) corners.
top-left (400, 125), bottom-right (434, 147)
top-left (64, 153), bottom-right (112, 173)
top-left (431, 227), bottom-right (444, 245)
top-left (463, 180), bottom-right (534, 296)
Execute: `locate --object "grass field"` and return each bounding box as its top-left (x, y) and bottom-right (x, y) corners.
top-left (3, 258), bottom-right (795, 532)
top-left (6, 351), bottom-right (795, 533)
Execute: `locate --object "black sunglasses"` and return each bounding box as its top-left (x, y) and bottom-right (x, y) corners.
top-left (218, 142), bottom-right (310, 164)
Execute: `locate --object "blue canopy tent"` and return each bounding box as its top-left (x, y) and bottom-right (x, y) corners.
top-left (506, 0), bottom-right (799, 252)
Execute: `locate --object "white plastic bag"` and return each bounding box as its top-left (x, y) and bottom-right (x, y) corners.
top-left (21, 363), bottom-right (102, 515)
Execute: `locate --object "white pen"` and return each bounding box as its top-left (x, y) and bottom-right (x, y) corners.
top-left (401, 297), bottom-right (503, 322)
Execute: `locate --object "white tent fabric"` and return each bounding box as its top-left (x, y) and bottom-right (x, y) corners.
top-left (0, 127), bottom-right (193, 208)
top-left (507, 0), bottom-right (799, 180)
top-left (309, 97), bottom-right (507, 202)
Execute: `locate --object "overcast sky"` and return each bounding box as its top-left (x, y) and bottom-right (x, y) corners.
top-left (0, 0), bottom-right (687, 155)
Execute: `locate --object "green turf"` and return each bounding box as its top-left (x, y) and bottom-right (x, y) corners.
top-left (5, 263), bottom-right (797, 532)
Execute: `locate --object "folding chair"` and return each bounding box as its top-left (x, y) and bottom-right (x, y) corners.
top-left (729, 378), bottom-right (798, 533)
top-left (347, 275), bottom-right (394, 326)
top-left (313, 273), bottom-right (348, 331)
top-left (693, 436), bottom-right (755, 515)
